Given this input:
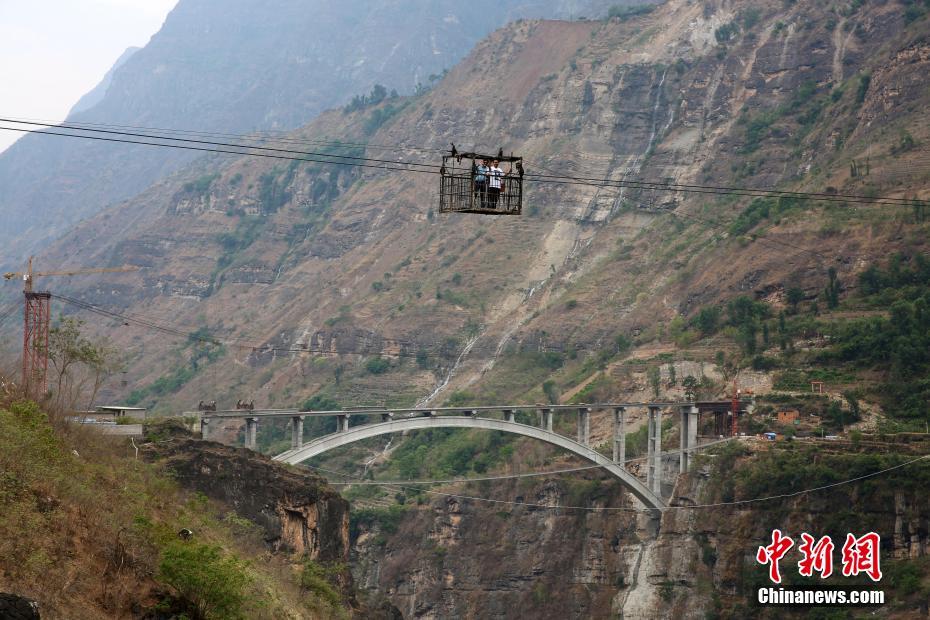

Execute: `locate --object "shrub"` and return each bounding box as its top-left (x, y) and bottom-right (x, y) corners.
top-left (614, 333), bottom-right (632, 354)
top-left (299, 560), bottom-right (343, 609)
top-left (542, 380), bottom-right (560, 404)
top-left (741, 7), bottom-right (762, 29)
top-left (607, 4), bottom-right (655, 20)
top-left (158, 540), bottom-right (249, 620)
top-left (183, 173), bottom-right (219, 196)
top-left (715, 21), bottom-right (739, 44)
top-left (694, 306), bottom-right (721, 335)
top-left (365, 357), bottom-right (390, 375)
top-left (855, 73), bottom-right (871, 104)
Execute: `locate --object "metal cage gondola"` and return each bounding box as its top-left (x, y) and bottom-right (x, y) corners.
top-left (439, 149), bottom-right (523, 215)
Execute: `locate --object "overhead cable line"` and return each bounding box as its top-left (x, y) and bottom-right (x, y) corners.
top-left (0, 118), bottom-right (440, 171)
top-left (52, 292), bottom-right (470, 360)
top-left (304, 452), bottom-right (930, 513)
top-left (324, 441), bottom-right (732, 485)
top-left (522, 170), bottom-right (915, 206)
top-left (0, 118), bottom-right (919, 208)
top-left (1, 115), bottom-right (447, 155)
top-left (0, 125), bottom-right (438, 177)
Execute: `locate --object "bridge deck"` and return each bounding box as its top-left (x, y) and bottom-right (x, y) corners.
top-left (190, 400), bottom-right (749, 419)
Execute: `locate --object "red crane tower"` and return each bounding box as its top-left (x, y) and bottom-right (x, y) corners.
top-left (3, 257), bottom-right (136, 398)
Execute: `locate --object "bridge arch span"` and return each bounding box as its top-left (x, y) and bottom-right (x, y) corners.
top-left (273, 416), bottom-right (665, 511)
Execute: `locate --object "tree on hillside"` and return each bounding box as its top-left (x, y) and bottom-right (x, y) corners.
top-left (647, 366), bottom-right (661, 399)
top-left (785, 287), bottom-right (804, 314)
top-left (824, 267), bottom-right (842, 310)
top-left (48, 317), bottom-right (122, 412)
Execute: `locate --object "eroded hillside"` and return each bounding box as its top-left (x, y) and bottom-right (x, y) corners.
top-left (29, 0), bottom-right (929, 418)
top-left (11, 0), bottom-right (930, 617)
top-left (0, 0), bottom-right (629, 266)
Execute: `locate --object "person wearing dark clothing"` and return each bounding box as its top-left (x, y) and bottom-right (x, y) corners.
top-left (474, 159), bottom-right (490, 209)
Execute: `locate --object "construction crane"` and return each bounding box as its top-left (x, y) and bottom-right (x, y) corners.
top-left (3, 256), bottom-right (137, 398)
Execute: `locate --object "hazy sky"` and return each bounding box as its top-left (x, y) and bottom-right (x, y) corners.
top-left (0, 0), bottom-right (178, 154)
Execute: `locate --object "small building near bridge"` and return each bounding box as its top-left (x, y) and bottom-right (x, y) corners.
top-left (90, 405), bottom-right (147, 422)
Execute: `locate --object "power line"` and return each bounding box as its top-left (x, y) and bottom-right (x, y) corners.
top-left (0, 125), bottom-right (437, 177)
top-left (523, 170), bottom-right (915, 207)
top-left (0, 118), bottom-right (440, 173)
top-left (0, 118), bottom-right (919, 208)
top-left (2, 115), bottom-right (447, 155)
top-left (51, 292), bottom-right (478, 360)
top-left (303, 452), bottom-right (930, 513)
top-left (324, 442), bottom-right (729, 485)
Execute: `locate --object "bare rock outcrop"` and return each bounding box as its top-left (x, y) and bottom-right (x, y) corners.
top-left (143, 433), bottom-right (349, 562)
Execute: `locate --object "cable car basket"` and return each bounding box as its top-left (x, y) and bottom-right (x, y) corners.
top-left (439, 150), bottom-right (523, 215)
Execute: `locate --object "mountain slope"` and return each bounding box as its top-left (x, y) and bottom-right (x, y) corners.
top-left (0, 0), bottom-right (628, 267)
top-left (31, 0), bottom-right (930, 417)
top-left (17, 0), bottom-right (930, 615)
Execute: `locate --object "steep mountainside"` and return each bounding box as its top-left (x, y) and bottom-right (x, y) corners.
top-left (0, 0), bottom-right (628, 267)
top-left (33, 0), bottom-right (930, 415)
top-left (14, 0), bottom-right (930, 616)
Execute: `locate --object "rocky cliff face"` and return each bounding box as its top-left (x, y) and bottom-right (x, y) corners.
top-left (145, 434), bottom-right (350, 561)
top-left (0, 0), bottom-right (631, 266)
top-left (352, 445), bottom-right (930, 619)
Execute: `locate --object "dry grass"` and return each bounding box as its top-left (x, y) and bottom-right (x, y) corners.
top-left (0, 385), bottom-right (348, 619)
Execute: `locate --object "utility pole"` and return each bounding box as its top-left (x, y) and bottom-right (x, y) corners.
top-left (4, 257), bottom-right (137, 399)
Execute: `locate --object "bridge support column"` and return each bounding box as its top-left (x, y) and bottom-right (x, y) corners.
top-left (539, 407), bottom-right (553, 432)
top-left (577, 407), bottom-right (591, 446)
top-left (291, 416), bottom-right (304, 450)
top-left (201, 416), bottom-right (210, 441)
top-left (503, 409), bottom-right (515, 423)
top-left (613, 407), bottom-right (626, 466)
top-left (336, 414), bottom-right (350, 432)
top-left (647, 406), bottom-right (662, 495)
top-left (679, 405), bottom-right (698, 472)
top-left (245, 417), bottom-right (258, 450)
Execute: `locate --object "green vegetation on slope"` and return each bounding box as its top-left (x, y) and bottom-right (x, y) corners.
top-left (0, 400), bottom-right (346, 619)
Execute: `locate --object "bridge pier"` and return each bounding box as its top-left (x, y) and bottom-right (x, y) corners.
top-left (679, 405), bottom-right (698, 472)
top-left (647, 406), bottom-right (662, 495)
top-left (336, 414), bottom-right (350, 432)
top-left (201, 416), bottom-right (210, 441)
top-left (503, 409), bottom-right (515, 423)
top-left (245, 417), bottom-right (258, 450)
top-left (291, 416), bottom-right (304, 450)
top-left (613, 407), bottom-right (626, 466)
top-left (577, 407), bottom-right (591, 446)
top-left (539, 407), bottom-right (553, 432)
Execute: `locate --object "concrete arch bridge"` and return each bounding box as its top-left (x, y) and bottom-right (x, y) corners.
top-left (196, 402), bottom-right (750, 512)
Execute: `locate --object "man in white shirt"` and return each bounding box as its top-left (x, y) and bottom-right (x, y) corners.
top-left (488, 159), bottom-right (505, 209)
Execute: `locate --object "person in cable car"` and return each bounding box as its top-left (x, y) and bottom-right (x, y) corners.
top-left (474, 158), bottom-right (489, 209)
top-left (488, 159), bottom-right (507, 210)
